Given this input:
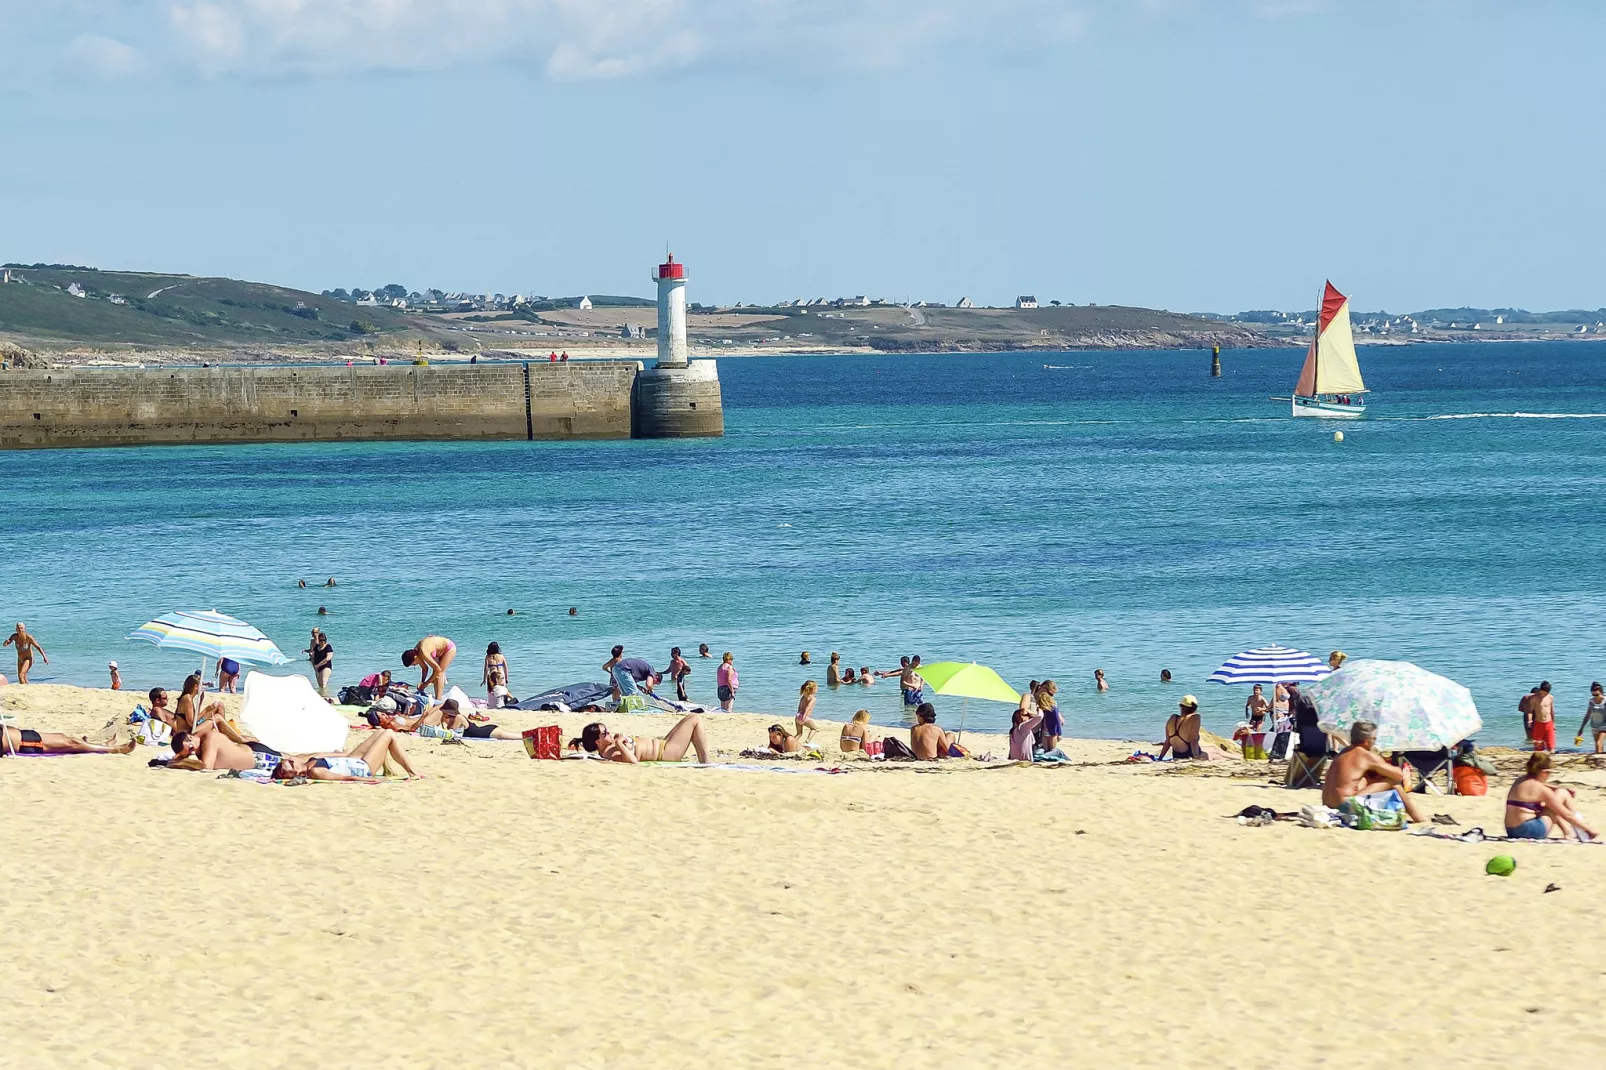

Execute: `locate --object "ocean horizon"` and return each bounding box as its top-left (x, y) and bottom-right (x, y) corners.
top-left (6, 340), bottom-right (1605, 747)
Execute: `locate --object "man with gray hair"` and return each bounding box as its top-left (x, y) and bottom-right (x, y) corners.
top-left (1321, 720), bottom-right (1427, 824)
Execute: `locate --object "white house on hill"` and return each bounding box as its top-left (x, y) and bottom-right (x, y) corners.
top-left (956, 296), bottom-right (975, 309)
top-left (1015, 295), bottom-right (1038, 309)
top-left (576, 296), bottom-right (593, 310)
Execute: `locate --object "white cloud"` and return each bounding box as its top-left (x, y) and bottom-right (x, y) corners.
top-left (67, 33), bottom-right (146, 77)
top-left (88, 0), bottom-right (1098, 80)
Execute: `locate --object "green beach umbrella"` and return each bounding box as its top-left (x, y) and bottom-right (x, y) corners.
top-left (917, 661), bottom-right (1021, 739)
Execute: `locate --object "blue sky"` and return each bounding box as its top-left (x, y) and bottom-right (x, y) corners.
top-left (2, 1), bottom-right (1602, 311)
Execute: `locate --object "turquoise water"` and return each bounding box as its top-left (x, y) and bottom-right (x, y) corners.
top-left (6, 341), bottom-right (1605, 745)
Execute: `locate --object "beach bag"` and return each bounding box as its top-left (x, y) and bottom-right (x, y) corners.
top-left (1453, 766), bottom-right (1488, 796)
top-left (337, 685), bottom-right (363, 706)
top-left (863, 739), bottom-right (884, 759)
top-left (881, 737), bottom-right (915, 761)
top-left (522, 725), bottom-right (562, 760)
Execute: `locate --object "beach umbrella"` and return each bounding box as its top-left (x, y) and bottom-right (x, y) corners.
top-left (917, 661), bottom-right (1021, 738)
top-left (126, 609), bottom-right (291, 679)
top-left (1302, 659), bottom-right (1481, 751)
top-left (1206, 644), bottom-right (1332, 686)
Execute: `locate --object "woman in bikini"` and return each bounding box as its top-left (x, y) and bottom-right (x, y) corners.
top-left (272, 729), bottom-right (423, 782)
top-left (1505, 751), bottom-right (1595, 840)
top-left (839, 709), bottom-right (872, 753)
top-left (402, 635), bottom-right (456, 699)
top-left (173, 673), bottom-right (208, 734)
top-left (580, 714), bottom-right (710, 764)
top-left (482, 642), bottom-right (509, 693)
top-left (795, 680), bottom-right (820, 742)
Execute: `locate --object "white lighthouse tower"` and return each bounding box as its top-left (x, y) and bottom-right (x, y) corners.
top-left (631, 251), bottom-right (723, 437)
top-left (654, 254), bottom-right (689, 368)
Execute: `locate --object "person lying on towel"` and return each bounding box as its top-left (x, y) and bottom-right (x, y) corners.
top-left (271, 729), bottom-right (423, 782)
top-left (2, 726), bottom-right (136, 757)
top-left (383, 698), bottom-right (522, 740)
top-left (1322, 720), bottom-right (1427, 825)
top-left (580, 714), bottom-right (709, 764)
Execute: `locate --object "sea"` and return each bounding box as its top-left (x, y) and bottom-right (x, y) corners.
top-left (6, 341), bottom-right (1605, 746)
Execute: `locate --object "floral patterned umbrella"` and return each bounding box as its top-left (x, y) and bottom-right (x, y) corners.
top-left (1303, 659), bottom-right (1481, 751)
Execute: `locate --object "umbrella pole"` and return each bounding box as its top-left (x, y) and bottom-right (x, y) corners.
top-left (958, 698), bottom-right (970, 742)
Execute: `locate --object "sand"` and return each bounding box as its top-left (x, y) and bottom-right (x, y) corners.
top-left (4, 682), bottom-right (1606, 1069)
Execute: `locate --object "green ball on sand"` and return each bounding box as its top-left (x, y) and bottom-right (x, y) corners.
top-left (1486, 855), bottom-right (1517, 877)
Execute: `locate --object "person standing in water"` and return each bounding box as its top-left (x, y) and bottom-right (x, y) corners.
top-left (482, 642), bottom-right (509, 692)
top-left (716, 652), bottom-right (738, 713)
top-left (826, 652), bottom-right (842, 687)
top-left (1530, 681), bottom-right (1557, 753)
top-left (4, 623), bottom-right (47, 685)
top-left (402, 635), bottom-right (456, 700)
top-left (305, 628), bottom-right (334, 696)
top-left (1575, 682), bottom-right (1606, 754)
top-left (899, 656), bottom-right (926, 708)
top-left (665, 647), bottom-right (691, 702)
top-left (1093, 668), bottom-right (1108, 693)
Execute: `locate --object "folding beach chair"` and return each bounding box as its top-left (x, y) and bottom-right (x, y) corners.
top-left (1396, 748), bottom-right (1453, 795)
top-left (1285, 751), bottom-right (1327, 790)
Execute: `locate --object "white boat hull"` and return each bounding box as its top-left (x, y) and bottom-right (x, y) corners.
top-left (1291, 395), bottom-right (1366, 418)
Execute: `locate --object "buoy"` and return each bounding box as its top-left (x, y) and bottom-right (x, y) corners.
top-left (1333, 431), bottom-right (1344, 443)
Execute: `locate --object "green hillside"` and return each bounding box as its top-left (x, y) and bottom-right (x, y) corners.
top-left (0, 266), bottom-right (409, 347)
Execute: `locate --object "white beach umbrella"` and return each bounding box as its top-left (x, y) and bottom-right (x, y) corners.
top-left (1206, 645), bottom-right (1332, 686)
top-left (1303, 659), bottom-right (1481, 751)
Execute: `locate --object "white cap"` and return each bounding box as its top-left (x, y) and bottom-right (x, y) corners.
top-left (108, 661), bottom-right (118, 669)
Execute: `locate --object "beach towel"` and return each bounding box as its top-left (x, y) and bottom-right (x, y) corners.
top-left (1340, 790), bottom-right (1408, 831)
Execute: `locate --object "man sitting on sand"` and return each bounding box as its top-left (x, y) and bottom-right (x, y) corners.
top-left (911, 703), bottom-right (968, 760)
top-left (2, 726), bottom-right (135, 757)
top-left (1322, 720), bottom-right (1427, 825)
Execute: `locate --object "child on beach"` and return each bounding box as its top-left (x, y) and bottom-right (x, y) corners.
top-left (796, 680), bottom-right (820, 742)
top-left (665, 647), bottom-right (691, 702)
top-left (108, 662), bottom-right (121, 690)
top-left (857, 667), bottom-right (873, 685)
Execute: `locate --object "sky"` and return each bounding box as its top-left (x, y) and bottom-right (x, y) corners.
top-left (2, 0), bottom-right (1603, 312)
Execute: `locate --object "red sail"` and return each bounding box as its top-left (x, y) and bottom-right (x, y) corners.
top-left (1318, 282), bottom-right (1348, 336)
top-left (1294, 339), bottom-right (1317, 397)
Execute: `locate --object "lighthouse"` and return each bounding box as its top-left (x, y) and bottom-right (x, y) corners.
top-left (654, 254), bottom-right (689, 367)
top-left (630, 252), bottom-right (724, 437)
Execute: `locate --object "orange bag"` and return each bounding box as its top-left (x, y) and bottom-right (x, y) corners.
top-left (1453, 766), bottom-right (1488, 796)
top-left (522, 725), bottom-right (562, 760)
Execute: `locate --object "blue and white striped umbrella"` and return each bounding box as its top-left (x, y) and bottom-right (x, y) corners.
top-left (126, 609), bottom-right (291, 667)
top-left (1206, 644), bottom-right (1332, 686)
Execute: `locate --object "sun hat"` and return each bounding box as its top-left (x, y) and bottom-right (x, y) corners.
top-left (108, 661), bottom-right (118, 669)
top-left (1180, 694), bottom-right (1199, 708)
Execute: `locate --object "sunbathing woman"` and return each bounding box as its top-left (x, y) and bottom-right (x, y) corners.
top-left (2, 726), bottom-right (135, 757)
top-left (839, 709), bottom-right (872, 753)
top-left (1157, 696), bottom-right (1207, 761)
top-left (580, 714), bottom-right (710, 764)
top-left (1505, 751), bottom-right (1596, 840)
top-left (768, 724), bottom-right (802, 753)
top-left (174, 673), bottom-right (207, 733)
top-left (272, 729), bottom-right (422, 782)
top-left (385, 699), bottom-right (521, 740)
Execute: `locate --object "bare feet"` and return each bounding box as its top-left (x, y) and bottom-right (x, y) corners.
top-left (115, 735), bottom-right (137, 754)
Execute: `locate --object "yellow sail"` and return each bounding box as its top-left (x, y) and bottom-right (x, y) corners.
top-left (1313, 291), bottom-right (1365, 395)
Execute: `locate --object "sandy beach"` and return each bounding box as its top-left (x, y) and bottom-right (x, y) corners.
top-left (4, 682), bottom-right (1606, 1068)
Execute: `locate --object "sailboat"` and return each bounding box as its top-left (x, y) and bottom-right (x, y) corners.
top-left (1286, 281), bottom-right (1367, 418)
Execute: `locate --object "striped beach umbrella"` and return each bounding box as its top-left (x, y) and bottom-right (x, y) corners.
top-left (126, 609), bottom-right (291, 669)
top-left (1206, 645), bottom-right (1332, 686)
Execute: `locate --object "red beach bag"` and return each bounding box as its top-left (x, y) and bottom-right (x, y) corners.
top-left (522, 725), bottom-right (562, 760)
top-left (1453, 766), bottom-right (1488, 796)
